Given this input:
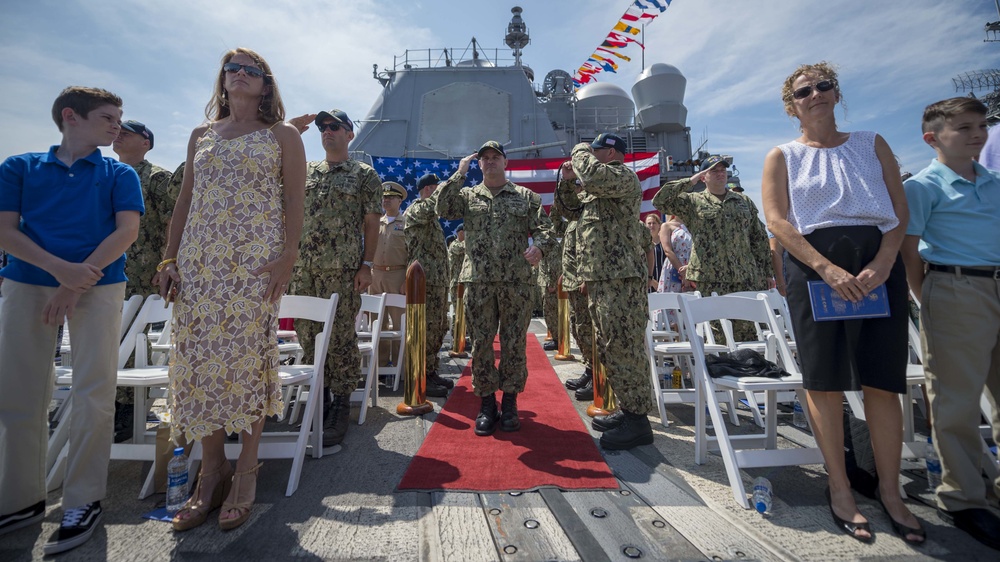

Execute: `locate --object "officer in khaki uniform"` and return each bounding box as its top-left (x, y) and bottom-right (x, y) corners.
top-left (293, 109), bottom-right (381, 447)
top-left (562, 133), bottom-right (654, 450)
top-left (371, 181), bottom-right (408, 366)
top-left (403, 173), bottom-right (453, 397)
top-left (111, 120), bottom-right (177, 441)
top-left (437, 141), bottom-right (555, 436)
top-left (652, 155), bottom-right (772, 342)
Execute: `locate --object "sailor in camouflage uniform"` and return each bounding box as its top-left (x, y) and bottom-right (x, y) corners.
top-left (436, 141), bottom-right (555, 436)
top-left (294, 109), bottom-right (381, 447)
top-left (652, 155), bottom-right (772, 342)
top-left (403, 173), bottom-right (453, 397)
top-left (536, 220), bottom-right (563, 351)
top-left (563, 133), bottom-right (654, 450)
top-left (111, 120), bottom-right (176, 440)
top-left (550, 175), bottom-right (595, 398)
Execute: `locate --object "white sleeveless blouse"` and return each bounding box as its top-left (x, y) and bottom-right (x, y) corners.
top-left (777, 131), bottom-right (898, 235)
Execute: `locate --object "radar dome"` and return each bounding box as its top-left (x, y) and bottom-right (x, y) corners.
top-left (632, 63), bottom-right (687, 133)
top-left (575, 82), bottom-right (634, 131)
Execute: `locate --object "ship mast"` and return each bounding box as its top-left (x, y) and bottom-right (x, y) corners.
top-left (505, 6), bottom-right (529, 67)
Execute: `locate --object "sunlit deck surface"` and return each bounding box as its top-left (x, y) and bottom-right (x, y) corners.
top-left (3, 320), bottom-right (998, 561)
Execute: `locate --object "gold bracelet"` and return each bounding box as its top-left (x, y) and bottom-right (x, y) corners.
top-left (156, 258), bottom-right (177, 272)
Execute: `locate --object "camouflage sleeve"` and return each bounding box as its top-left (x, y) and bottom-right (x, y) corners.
top-left (360, 166), bottom-right (383, 216)
top-left (435, 171), bottom-right (468, 220)
top-left (651, 177), bottom-right (696, 225)
top-left (526, 190), bottom-right (556, 256)
top-left (550, 178), bottom-right (582, 221)
top-left (165, 162), bottom-right (185, 207)
top-left (404, 190), bottom-right (438, 226)
top-left (570, 143), bottom-right (634, 199)
top-left (746, 197), bottom-right (773, 280)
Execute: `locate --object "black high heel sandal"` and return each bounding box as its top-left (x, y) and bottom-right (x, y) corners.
top-left (875, 490), bottom-right (926, 545)
top-left (825, 487), bottom-right (874, 543)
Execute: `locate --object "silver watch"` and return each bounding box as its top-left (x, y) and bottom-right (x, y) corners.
top-left (362, 260), bottom-right (374, 269)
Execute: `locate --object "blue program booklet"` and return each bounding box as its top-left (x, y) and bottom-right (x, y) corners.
top-left (808, 280), bottom-right (890, 321)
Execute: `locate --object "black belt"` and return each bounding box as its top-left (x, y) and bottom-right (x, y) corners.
top-left (928, 263), bottom-right (1000, 279)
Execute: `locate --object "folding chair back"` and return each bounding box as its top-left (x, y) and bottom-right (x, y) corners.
top-left (378, 293), bottom-right (406, 391)
top-left (352, 293), bottom-right (387, 424)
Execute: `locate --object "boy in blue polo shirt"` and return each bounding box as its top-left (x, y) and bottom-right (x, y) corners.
top-left (0, 86), bottom-right (143, 554)
top-left (901, 96), bottom-right (1000, 551)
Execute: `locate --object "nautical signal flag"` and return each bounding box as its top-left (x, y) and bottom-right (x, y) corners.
top-left (573, 0), bottom-right (674, 88)
top-left (369, 153), bottom-right (662, 238)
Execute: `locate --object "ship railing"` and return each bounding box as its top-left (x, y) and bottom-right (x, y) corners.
top-left (389, 48), bottom-right (519, 71)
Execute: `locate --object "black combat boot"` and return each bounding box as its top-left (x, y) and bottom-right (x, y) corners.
top-left (499, 393), bottom-right (520, 432)
top-left (574, 377), bottom-right (594, 401)
top-left (542, 340), bottom-right (558, 351)
top-left (591, 409), bottom-right (625, 432)
top-left (322, 391), bottom-right (351, 447)
top-left (427, 371), bottom-right (454, 389)
top-left (113, 402), bottom-right (134, 444)
top-left (425, 377), bottom-right (449, 398)
top-left (474, 394), bottom-right (500, 436)
top-left (565, 367), bottom-right (592, 391)
top-left (599, 411), bottom-right (654, 450)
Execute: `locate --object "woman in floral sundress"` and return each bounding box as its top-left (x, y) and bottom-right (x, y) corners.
top-left (155, 47), bottom-right (305, 532)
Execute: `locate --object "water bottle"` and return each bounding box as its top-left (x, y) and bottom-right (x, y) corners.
top-left (925, 436), bottom-right (942, 492)
top-left (752, 476), bottom-right (773, 513)
top-left (671, 365), bottom-right (683, 389)
top-left (166, 447), bottom-right (190, 513)
top-left (792, 398), bottom-right (808, 428)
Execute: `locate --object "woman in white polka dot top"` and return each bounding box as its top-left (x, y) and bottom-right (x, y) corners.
top-left (761, 62), bottom-right (924, 545)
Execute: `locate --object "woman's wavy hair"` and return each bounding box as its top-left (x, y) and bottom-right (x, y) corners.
top-left (205, 47), bottom-right (284, 125)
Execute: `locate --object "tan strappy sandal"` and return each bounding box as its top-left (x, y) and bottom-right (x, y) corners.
top-left (219, 462), bottom-right (261, 531)
top-left (172, 461), bottom-right (234, 532)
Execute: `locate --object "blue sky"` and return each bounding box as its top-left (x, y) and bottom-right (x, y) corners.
top-left (1, 0), bottom-right (998, 212)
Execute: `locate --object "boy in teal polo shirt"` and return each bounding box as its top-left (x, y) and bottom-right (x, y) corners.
top-left (901, 96), bottom-right (1000, 551)
top-left (0, 86), bottom-right (143, 554)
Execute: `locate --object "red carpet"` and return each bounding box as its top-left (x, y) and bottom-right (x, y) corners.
top-left (397, 335), bottom-right (619, 492)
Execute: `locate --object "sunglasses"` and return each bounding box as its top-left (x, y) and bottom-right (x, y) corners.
top-left (222, 62), bottom-right (266, 78)
top-left (792, 80), bottom-right (836, 100)
top-left (317, 122), bottom-right (346, 133)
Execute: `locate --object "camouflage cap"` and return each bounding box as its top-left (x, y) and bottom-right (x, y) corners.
top-left (382, 181), bottom-right (407, 199)
top-left (590, 133), bottom-right (626, 153)
top-left (314, 109), bottom-right (353, 131)
top-left (417, 173), bottom-right (440, 190)
top-left (120, 120), bottom-right (154, 149)
top-left (477, 140), bottom-right (506, 158)
top-left (701, 154), bottom-right (730, 171)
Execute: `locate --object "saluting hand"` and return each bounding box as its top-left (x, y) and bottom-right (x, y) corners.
top-left (457, 153), bottom-right (478, 176)
top-left (288, 113), bottom-right (318, 134)
top-left (560, 161), bottom-right (577, 180)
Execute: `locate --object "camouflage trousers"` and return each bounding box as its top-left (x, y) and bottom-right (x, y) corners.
top-left (465, 281), bottom-right (534, 396)
top-left (568, 288), bottom-right (594, 368)
top-left (294, 268), bottom-right (362, 396)
top-left (425, 284), bottom-right (448, 375)
top-left (695, 281), bottom-right (763, 344)
top-left (587, 277), bottom-right (652, 415)
top-left (542, 286), bottom-right (559, 342)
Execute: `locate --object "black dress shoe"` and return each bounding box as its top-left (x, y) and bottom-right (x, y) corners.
top-left (825, 487), bottom-right (873, 543)
top-left (500, 393), bottom-right (520, 432)
top-left (427, 372), bottom-right (454, 389)
top-left (599, 411), bottom-right (653, 450)
top-left (565, 367), bottom-right (592, 391)
top-left (574, 378), bottom-right (594, 401)
top-left (474, 394), bottom-right (500, 436)
top-left (591, 410), bottom-right (625, 432)
top-left (542, 340), bottom-right (558, 351)
top-left (939, 507), bottom-right (1000, 550)
top-left (426, 380), bottom-right (449, 398)
top-left (323, 391), bottom-right (351, 447)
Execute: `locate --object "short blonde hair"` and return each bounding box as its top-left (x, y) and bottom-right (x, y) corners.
top-left (205, 47), bottom-right (285, 125)
top-left (781, 61), bottom-right (842, 117)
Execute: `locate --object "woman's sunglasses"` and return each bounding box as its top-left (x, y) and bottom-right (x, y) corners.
top-left (792, 80), bottom-right (836, 100)
top-left (223, 62), bottom-right (266, 79)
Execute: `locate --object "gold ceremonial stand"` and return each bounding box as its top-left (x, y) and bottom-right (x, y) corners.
top-left (587, 322), bottom-right (617, 417)
top-left (553, 279), bottom-right (574, 361)
top-left (397, 261), bottom-right (433, 416)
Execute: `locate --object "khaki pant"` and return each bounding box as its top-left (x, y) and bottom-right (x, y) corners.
top-left (921, 269), bottom-right (1000, 511)
top-left (0, 280), bottom-right (124, 513)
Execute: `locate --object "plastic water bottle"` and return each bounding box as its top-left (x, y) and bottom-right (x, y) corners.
top-left (671, 366), bottom-right (683, 389)
top-left (166, 447), bottom-right (189, 513)
top-left (925, 436), bottom-right (942, 492)
top-left (792, 398), bottom-right (808, 428)
top-left (752, 476), bottom-right (773, 513)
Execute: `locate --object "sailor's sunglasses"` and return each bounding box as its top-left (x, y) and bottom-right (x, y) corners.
top-left (317, 122), bottom-right (345, 133)
top-left (792, 80), bottom-right (836, 100)
top-left (222, 62), bottom-right (266, 78)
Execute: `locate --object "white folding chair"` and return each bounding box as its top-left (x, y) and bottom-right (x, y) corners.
top-left (646, 292), bottom-right (735, 428)
top-left (680, 294), bottom-right (824, 509)
top-left (377, 293), bottom-right (407, 391)
top-left (352, 293), bottom-right (386, 425)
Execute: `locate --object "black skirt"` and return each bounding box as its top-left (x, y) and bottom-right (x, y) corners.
top-left (785, 225), bottom-right (908, 393)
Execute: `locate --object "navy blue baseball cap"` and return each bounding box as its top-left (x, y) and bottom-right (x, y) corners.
top-left (315, 109), bottom-right (353, 131)
top-left (590, 133), bottom-right (626, 152)
top-left (417, 173), bottom-right (440, 190)
top-left (477, 140), bottom-right (506, 158)
top-left (120, 120), bottom-right (154, 149)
